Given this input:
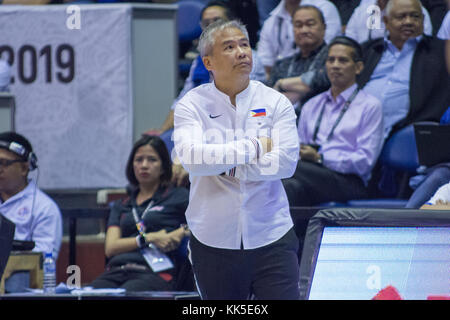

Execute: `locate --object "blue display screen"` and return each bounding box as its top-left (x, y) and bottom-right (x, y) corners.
top-left (309, 227), bottom-right (450, 300)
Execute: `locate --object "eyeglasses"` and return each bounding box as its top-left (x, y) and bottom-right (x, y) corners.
top-left (0, 158), bottom-right (25, 168)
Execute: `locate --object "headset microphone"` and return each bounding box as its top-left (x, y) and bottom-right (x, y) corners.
top-left (0, 140), bottom-right (38, 171)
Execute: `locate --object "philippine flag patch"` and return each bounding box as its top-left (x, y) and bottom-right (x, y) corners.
top-left (250, 108), bottom-right (267, 117)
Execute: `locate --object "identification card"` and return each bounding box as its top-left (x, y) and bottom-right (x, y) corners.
top-left (141, 246), bottom-right (174, 272)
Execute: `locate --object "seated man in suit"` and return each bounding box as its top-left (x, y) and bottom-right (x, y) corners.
top-left (357, 0), bottom-right (450, 140)
top-left (282, 36), bottom-right (384, 206)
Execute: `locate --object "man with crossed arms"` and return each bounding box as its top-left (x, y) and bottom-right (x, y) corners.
top-left (174, 20), bottom-right (300, 300)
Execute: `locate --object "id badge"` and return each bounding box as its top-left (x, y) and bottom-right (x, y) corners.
top-left (141, 246), bottom-right (174, 272)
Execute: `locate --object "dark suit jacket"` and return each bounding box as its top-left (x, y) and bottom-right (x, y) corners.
top-left (421, 0), bottom-right (447, 34)
top-left (357, 35), bottom-right (450, 135)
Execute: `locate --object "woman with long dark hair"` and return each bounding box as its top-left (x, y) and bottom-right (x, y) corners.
top-left (90, 135), bottom-right (189, 291)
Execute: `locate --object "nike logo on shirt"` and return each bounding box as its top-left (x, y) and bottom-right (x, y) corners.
top-left (209, 114), bottom-right (222, 119)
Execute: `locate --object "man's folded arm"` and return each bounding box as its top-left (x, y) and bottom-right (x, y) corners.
top-left (174, 103), bottom-right (261, 176)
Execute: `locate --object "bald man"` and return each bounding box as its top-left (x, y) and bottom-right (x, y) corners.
top-left (358, 0), bottom-right (450, 139)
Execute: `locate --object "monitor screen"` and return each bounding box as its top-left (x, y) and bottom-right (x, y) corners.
top-left (308, 226), bottom-right (450, 300)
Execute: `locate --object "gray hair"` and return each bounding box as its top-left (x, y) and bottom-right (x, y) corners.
top-left (385, 0), bottom-right (423, 17)
top-left (198, 20), bottom-right (249, 57)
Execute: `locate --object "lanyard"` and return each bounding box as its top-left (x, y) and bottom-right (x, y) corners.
top-left (132, 200), bottom-right (154, 236)
top-left (312, 88), bottom-right (360, 143)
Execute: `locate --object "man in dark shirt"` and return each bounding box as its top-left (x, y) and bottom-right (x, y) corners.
top-left (267, 5), bottom-right (330, 107)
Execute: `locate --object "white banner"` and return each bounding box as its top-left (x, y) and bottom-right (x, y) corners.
top-left (0, 5), bottom-right (134, 189)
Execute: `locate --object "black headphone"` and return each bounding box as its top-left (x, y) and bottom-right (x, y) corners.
top-left (0, 140), bottom-right (38, 171)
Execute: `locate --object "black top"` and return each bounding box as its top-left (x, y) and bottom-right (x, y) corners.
top-left (266, 42), bottom-right (330, 105)
top-left (106, 185), bottom-right (189, 268)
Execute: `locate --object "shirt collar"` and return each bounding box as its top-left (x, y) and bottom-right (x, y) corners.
top-left (325, 83), bottom-right (358, 105)
top-left (383, 33), bottom-right (423, 52)
top-left (211, 80), bottom-right (252, 105)
top-left (270, 0), bottom-right (289, 19)
top-left (211, 80), bottom-right (231, 103)
top-left (295, 42), bottom-right (326, 61)
top-left (130, 184), bottom-right (167, 208)
top-left (0, 179), bottom-right (35, 205)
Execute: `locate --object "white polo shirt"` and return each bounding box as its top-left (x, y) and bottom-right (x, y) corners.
top-left (0, 180), bottom-right (63, 258)
top-left (174, 80), bottom-right (299, 250)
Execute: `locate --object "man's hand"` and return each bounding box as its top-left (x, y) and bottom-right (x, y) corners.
top-left (273, 79), bottom-right (284, 92)
top-left (420, 199), bottom-right (450, 211)
top-left (300, 144), bottom-right (321, 162)
top-left (283, 91), bottom-right (302, 104)
top-left (146, 229), bottom-right (182, 252)
top-left (436, 199), bottom-right (450, 206)
top-left (274, 77), bottom-right (310, 94)
top-left (258, 136), bottom-right (272, 155)
top-left (274, 77), bottom-right (310, 104)
top-left (171, 162), bottom-right (189, 187)
top-left (142, 129), bottom-right (163, 136)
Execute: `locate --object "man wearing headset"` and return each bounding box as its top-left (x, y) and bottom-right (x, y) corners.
top-left (0, 131), bottom-right (62, 259)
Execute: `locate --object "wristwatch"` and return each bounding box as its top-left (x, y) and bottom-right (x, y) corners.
top-left (136, 234), bottom-right (147, 249)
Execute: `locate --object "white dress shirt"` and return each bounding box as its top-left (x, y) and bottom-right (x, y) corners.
top-left (437, 11), bottom-right (450, 40)
top-left (257, 0), bottom-right (342, 68)
top-left (345, 0), bottom-right (433, 43)
top-left (174, 80), bottom-right (299, 249)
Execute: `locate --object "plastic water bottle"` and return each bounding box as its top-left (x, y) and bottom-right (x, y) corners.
top-left (43, 252), bottom-right (56, 294)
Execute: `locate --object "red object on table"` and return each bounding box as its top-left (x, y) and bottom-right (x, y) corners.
top-left (372, 285), bottom-right (403, 300)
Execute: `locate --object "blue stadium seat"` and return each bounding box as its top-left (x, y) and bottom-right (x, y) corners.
top-left (160, 128), bottom-right (174, 156)
top-left (346, 123), bottom-right (421, 208)
top-left (177, 1), bottom-right (205, 77)
top-left (378, 124), bottom-right (419, 172)
top-left (177, 1), bottom-right (203, 44)
top-left (317, 123), bottom-right (430, 209)
top-left (317, 201), bottom-right (348, 208)
top-left (346, 198), bottom-right (408, 208)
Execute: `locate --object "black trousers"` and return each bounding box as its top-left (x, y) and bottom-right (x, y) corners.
top-left (188, 228), bottom-right (300, 300)
top-left (90, 266), bottom-right (173, 292)
top-left (282, 160), bottom-right (368, 207)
